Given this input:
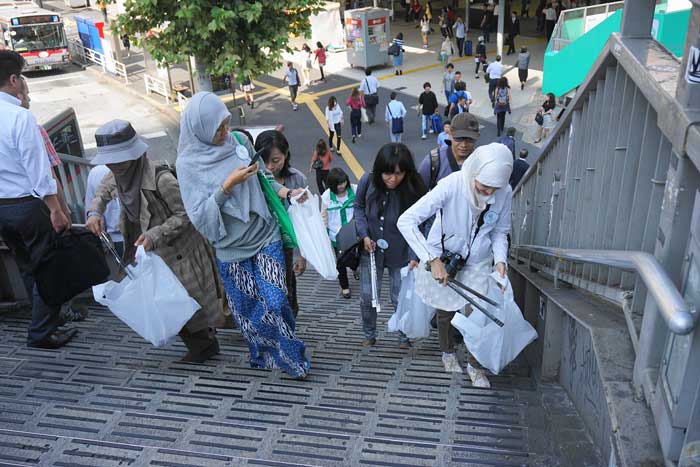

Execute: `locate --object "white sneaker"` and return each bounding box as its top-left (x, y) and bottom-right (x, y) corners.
top-left (442, 353), bottom-right (463, 373)
top-left (466, 364), bottom-right (491, 388)
top-left (421, 135), bottom-right (427, 140)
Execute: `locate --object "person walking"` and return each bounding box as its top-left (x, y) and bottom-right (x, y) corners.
top-left (86, 119), bottom-right (230, 363)
top-left (397, 143), bottom-right (513, 388)
top-left (442, 63), bottom-right (456, 116)
top-left (240, 75), bottom-right (255, 108)
top-left (256, 130), bottom-right (307, 318)
top-left (447, 81), bottom-right (473, 117)
top-left (506, 10), bottom-right (521, 55)
top-left (354, 143), bottom-right (427, 348)
top-left (320, 168), bottom-right (357, 299)
top-left (314, 41), bottom-right (327, 82)
top-left (175, 92), bottom-right (309, 378)
top-left (452, 17), bottom-right (466, 56)
top-left (420, 15), bottom-right (430, 48)
top-left (391, 33), bottom-right (405, 75)
top-left (418, 82), bottom-right (439, 140)
top-left (309, 138), bottom-right (333, 193)
top-left (480, 4), bottom-right (493, 43)
top-left (448, 94), bottom-right (469, 120)
top-left (121, 34), bottom-right (131, 58)
top-left (510, 149), bottom-right (530, 189)
top-left (283, 61), bottom-right (300, 111)
top-left (543, 3), bottom-right (557, 41)
top-left (439, 35), bottom-right (453, 66)
top-left (535, 92), bottom-right (556, 142)
top-left (486, 55), bottom-right (504, 107)
top-left (301, 44), bottom-right (313, 86)
top-left (475, 37), bottom-right (487, 79)
top-left (325, 96), bottom-right (344, 153)
top-left (439, 12), bottom-right (452, 40)
top-left (360, 69), bottom-right (380, 124)
top-left (518, 47), bottom-right (531, 90)
top-left (493, 77), bottom-right (512, 137)
top-left (385, 92), bottom-right (407, 143)
top-left (497, 126), bottom-right (517, 158)
top-left (437, 119), bottom-right (451, 149)
top-left (0, 51), bottom-right (76, 349)
top-left (346, 87), bottom-right (366, 144)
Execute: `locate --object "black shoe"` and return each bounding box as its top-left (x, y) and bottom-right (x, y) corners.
top-left (362, 338), bottom-right (376, 347)
top-left (521, 83), bottom-right (525, 90)
top-left (399, 341), bottom-right (412, 349)
top-left (28, 328), bottom-right (78, 349)
top-left (59, 305), bottom-right (88, 324)
top-left (180, 339), bottom-right (220, 363)
top-left (399, 70), bottom-right (403, 75)
top-left (352, 136), bottom-right (356, 143)
top-left (430, 315), bottom-right (438, 329)
top-left (395, 70), bottom-right (399, 75)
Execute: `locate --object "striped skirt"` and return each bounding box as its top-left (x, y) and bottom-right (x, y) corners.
top-left (217, 241), bottom-right (308, 378)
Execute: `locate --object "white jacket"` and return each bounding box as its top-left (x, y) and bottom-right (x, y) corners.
top-left (397, 170), bottom-right (511, 267)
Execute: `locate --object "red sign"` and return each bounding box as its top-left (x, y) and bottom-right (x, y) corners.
top-left (368, 17), bottom-right (386, 26)
top-left (346, 17), bottom-right (362, 26)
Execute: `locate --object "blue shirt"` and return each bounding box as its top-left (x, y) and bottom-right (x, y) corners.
top-left (437, 131), bottom-right (450, 149)
top-left (449, 90), bottom-right (472, 104)
top-left (285, 68), bottom-right (299, 86)
top-left (453, 22), bottom-right (466, 38)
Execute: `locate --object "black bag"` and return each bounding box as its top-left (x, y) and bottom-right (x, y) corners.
top-left (335, 219), bottom-right (361, 270)
top-left (388, 43), bottom-right (400, 56)
top-left (387, 106), bottom-right (404, 134)
top-left (312, 159), bottom-right (324, 170)
top-left (364, 93), bottom-right (379, 106)
top-left (535, 111), bottom-right (544, 126)
top-left (33, 228), bottom-right (110, 306)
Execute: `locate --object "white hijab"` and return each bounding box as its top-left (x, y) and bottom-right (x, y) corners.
top-left (461, 143), bottom-right (513, 212)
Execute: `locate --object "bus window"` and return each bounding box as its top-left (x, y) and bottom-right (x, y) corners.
top-left (10, 23), bottom-right (66, 52)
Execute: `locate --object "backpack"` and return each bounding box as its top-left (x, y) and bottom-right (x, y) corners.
top-left (388, 42), bottom-right (400, 56)
top-left (496, 88), bottom-right (509, 108)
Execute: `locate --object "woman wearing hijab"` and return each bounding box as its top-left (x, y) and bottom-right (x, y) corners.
top-left (397, 143), bottom-right (513, 388)
top-left (176, 92), bottom-right (309, 379)
top-left (85, 119), bottom-right (229, 363)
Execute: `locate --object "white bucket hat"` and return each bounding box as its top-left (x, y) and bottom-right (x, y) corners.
top-left (90, 119), bottom-right (149, 165)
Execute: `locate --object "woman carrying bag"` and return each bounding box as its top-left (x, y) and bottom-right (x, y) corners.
top-left (346, 87), bottom-right (366, 144)
top-left (176, 92), bottom-right (309, 379)
top-left (309, 138), bottom-right (333, 193)
top-left (85, 119), bottom-right (229, 363)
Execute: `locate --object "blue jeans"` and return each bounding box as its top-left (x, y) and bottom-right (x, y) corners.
top-left (359, 253), bottom-right (408, 342)
top-left (390, 130), bottom-right (402, 143)
top-left (421, 114), bottom-right (431, 137)
top-left (0, 198), bottom-right (62, 344)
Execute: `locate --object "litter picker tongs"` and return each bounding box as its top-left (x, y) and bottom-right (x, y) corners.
top-left (99, 232), bottom-right (135, 280)
top-left (446, 278), bottom-right (504, 327)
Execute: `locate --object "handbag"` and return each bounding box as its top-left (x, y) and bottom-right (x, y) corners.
top-left (34, 227), bottom-right (110, 306)
top-left (312, 159), bottom-right (324, 170)
top-left (361, 107), bottom-right (369, 123)
top-left (257, 172), bottom-right (298, 249)
top-left (387, 106), bottom-right (404, 134)
top-left (364, 79), bottom-right (379, 105)
top-left (535, 111), bottom-right (544, 125)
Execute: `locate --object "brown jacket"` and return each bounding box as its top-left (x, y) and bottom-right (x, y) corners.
top-left (88, 159), bottom-right (230, 332)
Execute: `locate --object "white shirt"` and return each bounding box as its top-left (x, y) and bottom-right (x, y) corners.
top-left (0, 92), bottom-right (57, 199)
top-left (544, 8), bottom-right (557, 21)
top-left (385, 100), bottom-right (407, 121)
top-left (85, 165), bottom-right (123, 242)
top-left (325, 105), bottom-right (343, 126)
top-left (486, 61), bottom-right (504, 79)
top-left (397, 170), bottom-right (511, 266)
top-left (360, 75), bottom-right (379, 95)
top-left (321, 184), bottom-right (357, 242)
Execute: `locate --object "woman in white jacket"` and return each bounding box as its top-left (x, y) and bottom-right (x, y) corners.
top-left (397, 143), bottom-right (513, 388)
top-left (325, 96), bottom-right (344, 154)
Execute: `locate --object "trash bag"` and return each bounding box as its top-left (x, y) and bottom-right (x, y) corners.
top-left (288, 191), bottom-right (338, 280)
top-left (388, 267), bottom-right (436, 339)
top-left (450, 276), bottom-right (538, 375)
top-left (92, 246), bottom-right (200, 347)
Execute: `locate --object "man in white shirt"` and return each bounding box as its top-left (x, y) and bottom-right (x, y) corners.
top-left (282, 62), bottom-right (300, 110)
top-left (384, 91), bottom-right (407, 143)
top-left (0, 50), bottom-right (76, 349)
top-left (359, 69), bottom-right (380, 124)
top-left (486, 55), bottom-right (504, 107)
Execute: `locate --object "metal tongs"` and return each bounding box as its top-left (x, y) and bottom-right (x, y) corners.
top-left (99, 232), bottom-right (135, 280)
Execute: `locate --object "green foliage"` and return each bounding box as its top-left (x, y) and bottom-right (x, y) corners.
top-left (114, 0), bottom-right (323, 79)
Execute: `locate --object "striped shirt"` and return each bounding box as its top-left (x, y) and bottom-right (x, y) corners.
top-left (39, 126), bottom-right (60, 168)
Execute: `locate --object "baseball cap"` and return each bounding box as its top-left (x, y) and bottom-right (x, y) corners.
top-left (450, 112), bottom-right (480, 140)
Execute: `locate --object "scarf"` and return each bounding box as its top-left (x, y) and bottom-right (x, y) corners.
top-left (328, 186), bottom-right (355, 225)
top-left (176, 92), bottom-right (270, 242)
top-left (461, 142), bottom-right (513, 212)
top-left (110, 154), bottom-right (146, 223)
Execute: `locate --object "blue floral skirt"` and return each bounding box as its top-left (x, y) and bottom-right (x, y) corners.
top-left (217, 241), bottom-right (308, 378)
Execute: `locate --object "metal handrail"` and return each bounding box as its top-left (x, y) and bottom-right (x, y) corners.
top-left (514, 245), bottom-right (697, 335)
top-left (549, 1), bottom-right (624, 52)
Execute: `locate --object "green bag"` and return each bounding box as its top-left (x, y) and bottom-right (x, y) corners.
top-left (256, 172), bottom-right (298, 249)
top-left (232, 130), bottom-right (298, 249)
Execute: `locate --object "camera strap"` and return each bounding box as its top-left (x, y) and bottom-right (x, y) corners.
top-left (440, 203), bottom-right (491, 262)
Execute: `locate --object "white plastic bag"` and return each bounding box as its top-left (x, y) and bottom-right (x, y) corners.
top-left (288, 191), bottom-right (338, 280)
top-left (92, 246), bottom-right (200, 347)
top-left (388, 267), bottom-right (436, 339)
top-left (450, 276), bottom-right (538, 375)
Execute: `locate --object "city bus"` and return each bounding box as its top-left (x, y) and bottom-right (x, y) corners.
top-left (0, 1), bottom-right (70, 71)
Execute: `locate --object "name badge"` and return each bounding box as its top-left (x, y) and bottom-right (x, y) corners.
top-left (484, 211), bottom-right (499, 225)
top-left (235, 145), bottom-right (249, 160)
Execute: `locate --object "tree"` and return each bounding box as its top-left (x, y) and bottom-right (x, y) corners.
top-left (115, 0), bottom-right (324, 91)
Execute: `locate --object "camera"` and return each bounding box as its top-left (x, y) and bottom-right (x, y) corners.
top-left (440, 251), bottom-right (466, 279)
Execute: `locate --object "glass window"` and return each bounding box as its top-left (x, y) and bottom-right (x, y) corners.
top-left (50, 121), bottom-right (83, 158)
top-left (10, 24), bottom-right (66, 52)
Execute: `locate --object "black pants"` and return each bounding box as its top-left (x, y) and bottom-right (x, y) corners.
top-left (315, 169), bottom-right (329, 193)
top-left (496, 111), bottom-right (506, 136)
top-left (366, 103), bottom-right (377, 123)
top-left (489, 78), bottom-right (498, 104)
top-left (179, 327), bottom-right (218, 356)
top-left (329, 122), bottom-right (342, 150)
top-left (0, 197), bottom-right (62, 344)
top-left (350, 109), bottom-right (362, 137)
top-left (335, 248), bottom-right (349, 290)
top-left (507, 35), bottom-right (516, 54)
top-left (319, 66), bottom-right (325, 80)
top-left (545, 20), bottom-right (556, 40)
top-left (283, 247), bottom-right (299, 317)
top-left (475, 60), bottom-right (485, 75)
top-left (456, 37), bottom-right (465, 57)
top-left (518, 68), bottom-right (529, 84)
top-left (289, 84), bottom-right (299, 103)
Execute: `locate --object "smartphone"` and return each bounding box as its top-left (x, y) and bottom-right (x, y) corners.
top-left (248, 148), bottom-right (263, 167)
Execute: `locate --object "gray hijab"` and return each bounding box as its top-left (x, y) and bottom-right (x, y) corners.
top-left (110, 154), bottom-right (147, 223)
top-left (176, 92), bottom-right (270, 241)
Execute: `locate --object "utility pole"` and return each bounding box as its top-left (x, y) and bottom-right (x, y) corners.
top-left (497, 0), bottom-right (504, 57)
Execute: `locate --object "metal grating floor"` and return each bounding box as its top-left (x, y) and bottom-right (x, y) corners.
top-left (0, 273), bottom-right (602, 467)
